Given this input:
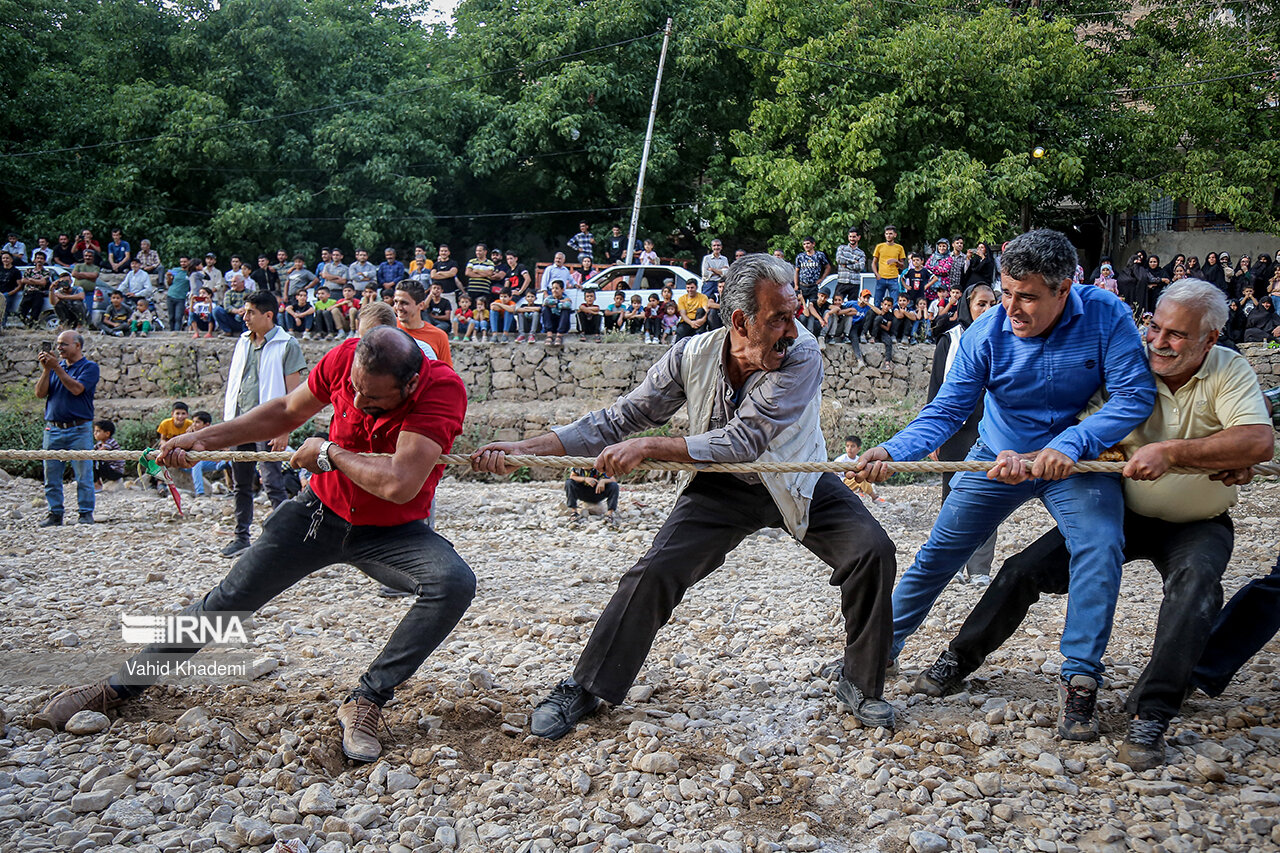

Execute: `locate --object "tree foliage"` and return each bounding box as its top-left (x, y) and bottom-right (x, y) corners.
top-left (0, 0), bottom-right (1275, 262)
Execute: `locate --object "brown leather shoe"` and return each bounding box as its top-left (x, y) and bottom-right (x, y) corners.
top-left (32, 683), bottom-right (123, 731)
top-left (335, 696), bottom-right (384, 762)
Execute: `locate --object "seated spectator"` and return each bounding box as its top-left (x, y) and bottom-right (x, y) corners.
top-left (120, 258), bottom-right (155, 310)
top-left (490, 287), bottom-right (517, 343)
top-left (136, 239), bottom-right (162, 281)
top-left (824, 293), bottom-right (853, 344)
top-left (470, 296), bottom-right (491, 342)
top-left (802, 290), bottom-right (830, 338)
top-left (92, 419), bottom-right (125, 490)
top-left (624, 293), bottom-right (645, 336)
top-left (565, 467), bottom-right (619, 524)
top-left (1244, 295), bottom-right (1279, 342)
top-left (51, 234), bottom-right (76, 267)
top-left (188, 286), bottom-right (214, 338)
top-left (571, 256), bottom-right (595, 291)
top-left (359, 284), bottom-right (378, 313)
top-left (577, 290), bottom-right (603, 341)
top-left (868, 295), bottom-right (895, 359)
top-left (50, 273), bottom-right (88, 330)
top-left (834, 436), bottom-right (883, 504)
top-left (2, 232), bottom-right (28, 264)
top-left (642, 293), bottom-right (663, 344)
top-left (30, 237), bottom-right (52, 265)
top-left (105, 228), bottom-right (131, 275)
top-left (603, 289), bottom-right (627, 332)
top-left (452, 294), bottom-right (475, 340)
top-left (660, 300), bottom-right (679, 343)
top-left (424, 283), bottom-right (453, 334)
top-left (0, 250), bottom-right (20, 324)
top-left (285, 289), bottom-right (316, 338)
top-left (129, 297), bottom-right (155, 337)
top-left (157, 401), bottom-right (192, 443)
top-left (330, 284), bottom-right (359, 339)
top-left (675, 280), bottom-right (709, 339)
top-left (100, 291), bottom-right (131, 336)
top-left (73, 229), bottom-right (101, 262)
top-left (638, 238), bottom-right (659, 266)
top-left (540, 281), bottom-right (574, 345)
top-left (19, 254), bottom-right (52, 328)
top-left (214, 276), bottom-right (249, 335)
top-left (187, 411), bottom-right (231, 497)
top-left (312, 286), bottom-right (338, 339)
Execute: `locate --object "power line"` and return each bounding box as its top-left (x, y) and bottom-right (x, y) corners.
top-left (276, 200), bottom-right (703, 223)
top-left (682, 34), bottom-right (900, 81)
top-left (1107, 67), bottom-right (1279, 96)
top-left (0, 33), bottom-right (662, 160)
top-left (173, 149), bottom-right (589, 174)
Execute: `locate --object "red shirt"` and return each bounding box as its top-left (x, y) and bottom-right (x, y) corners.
top-left (307, 338), bottom-right (466, 526)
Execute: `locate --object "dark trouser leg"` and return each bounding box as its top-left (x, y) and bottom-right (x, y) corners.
top-left (345, 521), bottom-right (476, 705)
top-left (1126, 513), bottom-right (1232, 721)
top-left (1194, 552), bottom-right (1280, 696)
top-left (565, 479), bottom-right (581, 508)
top-left (573, 474), bottom-right (773, 704)
top-left (602, 481), bottom-right (619, 512)
top-left (231, 442), bottom-right (258, 542)
top-left (110, 490), bottom-right (347, 696)
top-left (675, 321), bottom-right (696, 339)
top-left (948, 528), bottom-right (1072, 676)
top-left (256, 443), bottom-right (288, 509)
top-left (798, 473), bottom-right (895, 698)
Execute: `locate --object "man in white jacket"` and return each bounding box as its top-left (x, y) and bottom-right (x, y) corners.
top-left (222, 290), bottom-right (306, 556)
top-left (472, 254), bottom-right (897, 738)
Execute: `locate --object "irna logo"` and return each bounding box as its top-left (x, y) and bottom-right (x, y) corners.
top-left (120, 613), bottom-right (250, 645)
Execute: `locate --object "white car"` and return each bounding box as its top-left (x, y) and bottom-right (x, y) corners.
top-left (570, 263), bottom-right (702, 309)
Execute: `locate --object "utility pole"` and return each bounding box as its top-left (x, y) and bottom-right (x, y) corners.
top-left (625, 18), bottom-right (673, 265)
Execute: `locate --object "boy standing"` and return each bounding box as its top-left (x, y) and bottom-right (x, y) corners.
top-left (872, 225), bottom-right (906, 307)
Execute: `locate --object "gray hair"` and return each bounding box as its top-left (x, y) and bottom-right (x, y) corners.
top-left (719, 253), bottom-right (795, 322)
top-left (999, 229), bottom-right (1078, 293)
top-left (1155, 278), bottom-right (1228, 338)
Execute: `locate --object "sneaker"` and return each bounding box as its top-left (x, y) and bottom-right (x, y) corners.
top-left (969, 574), bottom-right (992, 587)
top-left (1057, 674), bottom-right (1100, 741)
top-left (1116, 717), bottom-right (1168, 771)
top-left (302, 332), bottom-right (311, 340)
top-left (335, 695), bottom-right (385, 762)
top-left (221, 539), bottom-right (250, 558)
top-left (39, 513), bottom-right (63, 527)
top-left (530, 678), bottom-right (601, 739)
top-left (516, 335), bottom-right (526, 343)
top-left (78, 514), bottom-right (94, 525)
top-left (834, 676), bottom-right (896, 728)
top-left (378, 584), bottom-right (412, 598)
top-left (914, 650), bottom-right (967, 698)
top-left (33, 682), bottom-right (123, 731)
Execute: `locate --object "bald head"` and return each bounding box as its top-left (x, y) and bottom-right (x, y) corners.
top-left (354, 325), bottom-right (422, 389)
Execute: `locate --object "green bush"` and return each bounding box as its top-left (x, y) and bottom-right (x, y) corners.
top-left (0, 405), bottom-right (46, 479)
top-left (851, 410), bottom-right (931, 486)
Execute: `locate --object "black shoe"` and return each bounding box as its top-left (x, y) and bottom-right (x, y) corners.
top-left (77, 514), bottom-right (94, 525)
top-left (1117, 717), bottom-right (1168, 771)
top-left (39, 513), bottom-right (62, 528)
top-left (1057, 674), bottom-right (1100, 741)
top-left (221, 539), bottom-right (250, 557)
top-left (834, 677), bottom-right (895, 728)
top-left (914, 650), bottom-right (967, 697)
top-left (530, 679), bottom-right (601, 739)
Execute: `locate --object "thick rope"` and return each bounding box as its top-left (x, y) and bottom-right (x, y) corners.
top-left (1, 448), bottom-right (1277, 477)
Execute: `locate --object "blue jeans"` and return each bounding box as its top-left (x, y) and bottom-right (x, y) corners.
top-left (890, 442), bottom-right (1124, 681)
top-left (43, 422), bottom-right (95, 518)
top-left (3, 290), bottom-right (20, 324)
top-left (111, 488), bottom-right (475, 704)
top-left (873, 277), bottom-right (899, 307)
top-left (212, 305), bottom-right (245, 335)
top-left (490, 308), bottom-right (516, 333)
top-left (190, 459), bottom-right (230, 496)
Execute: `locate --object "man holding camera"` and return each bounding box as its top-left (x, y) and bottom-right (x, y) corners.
top-left (34, 331), bottom-right (100, 526)
top-left (50, 272), bottom-right (88, 329)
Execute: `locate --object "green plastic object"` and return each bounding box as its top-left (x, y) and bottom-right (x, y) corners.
top-left (137, 448), bottom-right (165, 477)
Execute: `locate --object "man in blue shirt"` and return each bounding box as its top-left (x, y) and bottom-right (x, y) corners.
top-left (377, 247), bottom-right (407, 291)
top-left (35, 330), bottom-right (100, 526)
top-left (855, 229), bottom-right (1155, 741)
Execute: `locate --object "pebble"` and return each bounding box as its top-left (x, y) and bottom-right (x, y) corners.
top-left (632, 751), bottom-right (679, 774)
top-left (299, 784), bottom-right (337, 816)
top-left (64, 710), bottom-right (110, 735)
top-left (908, 830), bottom-right (949, 853)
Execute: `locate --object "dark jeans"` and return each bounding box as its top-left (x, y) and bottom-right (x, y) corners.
top-left (20, 290), bottom-right (44, 326)
top-left (948, 509), bottom-right (1232, 723)
top-left (54, 301), bottom-right (88, 328)
top-left (213, 305), bottom-right (246, 335)
top-left (110, 488), bottom-right (475, 705)
top-left (566, 479), bottom-right (619, 512)
top-left (231, 441), bottom-right (289, 543)
top-left (168, 297), bottom-right (185, 332)
top-left (573, 472), bottom-right (895, 704)
top-left (540, 307), bottom-right (571, 335)
top-left (578, 311), bottom-right (602, 335)
top-left (1193, 550), bottom-right (1280, 696)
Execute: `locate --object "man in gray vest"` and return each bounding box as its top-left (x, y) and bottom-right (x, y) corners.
top-left (472, 254), bottom-right (896, 738)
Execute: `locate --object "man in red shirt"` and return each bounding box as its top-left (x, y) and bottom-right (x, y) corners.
top-left (34, 327), bottom-right (471, 763)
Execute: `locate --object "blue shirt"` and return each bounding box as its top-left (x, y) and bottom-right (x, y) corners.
top-left (106, 240), bottom-right (130, 265)
top-left (44, 357), bottom-right (99, 423)
top-left (882, 285), bottom-right (1154, 463)
top-left (377, 260), bottom-right (407, 286)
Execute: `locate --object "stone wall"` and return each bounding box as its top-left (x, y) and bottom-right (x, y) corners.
top-left (1240, 343), bottom-right (1280, 389)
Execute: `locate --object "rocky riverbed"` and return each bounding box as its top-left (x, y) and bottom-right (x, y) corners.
top-left (1, 470), bottom-right (1279, 853)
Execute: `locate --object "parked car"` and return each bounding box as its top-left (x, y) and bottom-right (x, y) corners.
top-left (571, 263), bottom-right (701, 309)
top-left (3, 264), bottom-right (73, 332)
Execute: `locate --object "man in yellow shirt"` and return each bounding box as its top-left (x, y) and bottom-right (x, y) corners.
top-left (156, 401), bottom-right (193, 442)
top-left (871, 225), bottom-right (906, 308)
top-left (674, 280), bottom-right (710, 340)
top-left (913, 278), bottom-right (1273, 772)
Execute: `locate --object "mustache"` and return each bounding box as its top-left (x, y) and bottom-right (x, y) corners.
top-left (1149, 346), bottom-right (1178, 358)
top-left (773, 336), bottom-right (796, 354)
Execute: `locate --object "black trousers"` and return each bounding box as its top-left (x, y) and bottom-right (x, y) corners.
top-left (231, 441), bottom-right (289, 543)
top-left (949, 508), bottom-right (1233, 723)
top-left (573, 472), bottom-right (895, 704)
top-left (566, 479), bottom-right (619, 512)
top-left (1193, 550), bottom-right (1280, 696)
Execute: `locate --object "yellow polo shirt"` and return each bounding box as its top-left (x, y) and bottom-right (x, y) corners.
top-left (872, 242), bottom-right (905, 279)
top-left (157, 416), bottom-right (193, 442)
top-left (1117, 346), bottom-right (1270, 522)
top-left (676, 292), bottom-right (709, 322)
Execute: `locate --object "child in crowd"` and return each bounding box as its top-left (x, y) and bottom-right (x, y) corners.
top-left (913, 297), bottom-right (931, 343)
top-left (332, 284), bottom-right (359, 339)
top-left (1094, 262), bottom-right (1118, 295)
top-left (823, 293), bottom-right (852, 344)
top-left (577, 290), bottom-right (603, 341)
top-left (491, 288), bottom-right (518, 343)
top-left (834, 436), bottom-right (885, 503)
top-left (188, 286), bottom-right (214, 338)
top-left (638, 239), bottom-right (659, 266)
top-left (604, 289), bottom-right (628, 332)
top-left (802, 290), bottom-right (830, 338)
top-left (452, 294), bottom-right (474, 340)
top-left (361, 284), bottom-right (379, 312)
top-left (156, 401), bottom-right (192, 443)
top-left (188, 411), bottom-right (231, 497)
top-left (470, 295), bottom-right (490, 342)
top-left (624, 293), bottom-right (646, 335)
top-left (92, 419), bottom-right (125, 491)
top-left (312, 286), bottom-right (338, 339)
top-left (643, 293), bottom-right (663, 344)
top-left (286, 290), bottom-right (316, 338)
top-left (129, 297), bottom-right (154, 337)
top-left (100, 291), bottom-right (130, 337)
top-left (660, 301), bottom-right (679, 344)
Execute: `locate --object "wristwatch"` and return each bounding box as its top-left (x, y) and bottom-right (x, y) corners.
top-left (316, 440), bottom-right (334, 472)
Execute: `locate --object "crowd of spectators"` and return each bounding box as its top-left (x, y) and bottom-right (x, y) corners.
top-left (2, 224), bottom-right (1277, 350)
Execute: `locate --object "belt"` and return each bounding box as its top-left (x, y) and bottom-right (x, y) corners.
top-left (46, 418), bottom-right (89, 429)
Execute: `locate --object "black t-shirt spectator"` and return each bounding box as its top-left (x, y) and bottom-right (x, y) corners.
top-left (504, 264), bottom-right (531, 296)
top-left (605, 235), bottom-right (626, 263)
top-left (52, 245), bottom-right (76, 266)
top-left (249, 267), bottom-right (280, 295)
top-left (433, 260), bottom-right (460, 294)
top-left (0, 266), bottom-right (20, 295)
top-left (901, 268), bottom-right (929, 301)
top-left (426, 295), bottom-right (453, 324)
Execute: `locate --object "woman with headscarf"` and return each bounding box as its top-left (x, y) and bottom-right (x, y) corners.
top-left (1185, 255), bottom-right (1202, 277)
top-left (1145, 254), bottom-right (1171, 310)
top-left (962, 241), bottom-right (995, 288)
top-left (1202, 251), bottom-right (1228, 296)
top-left (1115, 252), bottom-right (1150, 312)
top-left (927, 283), bottom-right (999, 583)
top-left (1232, 255), bottom-right (1252, 296)
top-left (1163, 253), bottom-right (1186, 280)
top-left (1251, 254), bottom-right (1275, 295)
top-left (924, 238), bottom-right (953, 290)
top-left (1242, 295), bottom-right (1278, 342)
